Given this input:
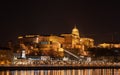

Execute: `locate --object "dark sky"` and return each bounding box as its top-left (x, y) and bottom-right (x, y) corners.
top-left (0, 1), bottom-right (120, 45)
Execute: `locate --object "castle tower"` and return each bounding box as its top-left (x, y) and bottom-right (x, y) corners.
top-left (72, 25), bottom-right (80, 37)
top-left (72, 25), bottom-right (80, 48)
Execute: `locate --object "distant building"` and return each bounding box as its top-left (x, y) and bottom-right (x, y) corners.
top-left (80, 38), bottom-right (94, 50)
top-left (0, 47), bottom-right (13, 65)
top-left (71, 25), bottom-right (81, 48)
top-left (18, 35), bottom-right (64, 57)
top-left (61, 25), bottom-right (94, 56)
top-left (98, 42), bottom-right (120, 48)
top-left (61, 34), bottom-right (72, 49)
top-left (17, 25), bottom-right (94, 57)
top-left (61, 25), bottom-right (81, 49)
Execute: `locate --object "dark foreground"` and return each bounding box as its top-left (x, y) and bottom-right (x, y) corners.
top-left (0, 65), bottom-right (120, 70)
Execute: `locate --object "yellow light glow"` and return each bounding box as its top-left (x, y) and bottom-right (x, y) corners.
top-left (18, 36), bottom-right (23, 39)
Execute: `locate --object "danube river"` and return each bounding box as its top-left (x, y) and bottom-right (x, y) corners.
top-left (0, 69), bottom-right (120, 75)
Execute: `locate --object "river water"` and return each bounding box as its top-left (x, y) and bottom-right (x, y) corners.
top-left (0, 69), bottom-right (120, 75)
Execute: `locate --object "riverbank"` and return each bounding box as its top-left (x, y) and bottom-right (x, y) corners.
top-left (0, 65), bottom-right (120, 70)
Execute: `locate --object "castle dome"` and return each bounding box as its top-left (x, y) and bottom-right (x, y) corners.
top-left (72, 25), bottom-right (80, 37)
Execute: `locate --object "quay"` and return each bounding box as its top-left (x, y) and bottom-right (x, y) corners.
top-left (1, 65), bottom-right (120, 70)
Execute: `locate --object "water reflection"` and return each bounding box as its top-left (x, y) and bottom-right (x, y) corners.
top-left (0, 69), bottom-right (120, 75)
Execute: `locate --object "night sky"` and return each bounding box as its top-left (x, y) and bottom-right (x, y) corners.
top-left (0, 1), bottom-right (120, 45)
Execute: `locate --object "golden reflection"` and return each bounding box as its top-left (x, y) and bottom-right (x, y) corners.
top-left (0, 69), bottom-right (120, 75)
top-left (6, 71), bottom-right (9, 75)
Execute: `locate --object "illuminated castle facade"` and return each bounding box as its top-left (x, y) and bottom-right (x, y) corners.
top-left (18, 25), bottom-right (94, 56)
top-left (61, 25), bottom-right (94, 48)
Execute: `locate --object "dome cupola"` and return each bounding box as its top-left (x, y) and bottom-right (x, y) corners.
top-left (72, 25), bottom-right (80, 37)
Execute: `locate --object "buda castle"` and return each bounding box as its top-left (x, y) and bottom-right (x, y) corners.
top-left (18, 25), bottom-right (94, 57)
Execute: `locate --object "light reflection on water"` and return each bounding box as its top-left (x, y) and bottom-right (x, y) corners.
top-left (0, 69), bottom-right (120, 75)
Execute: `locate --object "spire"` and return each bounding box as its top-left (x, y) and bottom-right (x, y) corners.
top-left (74, 24), bottom-right (77, 29)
